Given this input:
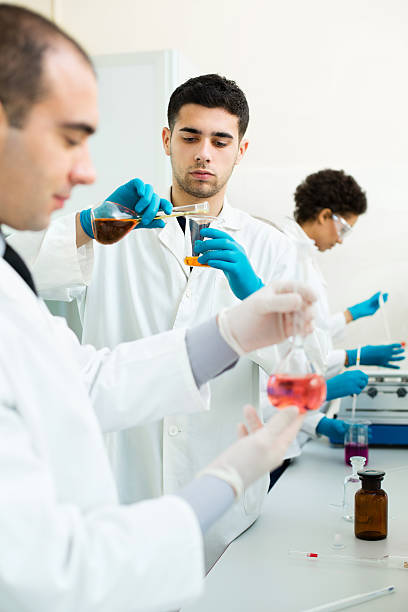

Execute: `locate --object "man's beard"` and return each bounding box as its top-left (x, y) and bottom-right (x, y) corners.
top-left (172, 165), bottom-right (234, 200)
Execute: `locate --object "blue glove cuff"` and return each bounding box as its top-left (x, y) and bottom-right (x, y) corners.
top-left (316, 417), bottom-right (330, 436)
top-left (346, 349), bottom-right (357, 367)
top-left (347, 304), bottom-right (360, 320)
top-left (79, 208), bottom-right (94, 239)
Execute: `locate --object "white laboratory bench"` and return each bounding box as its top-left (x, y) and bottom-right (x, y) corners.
top-left (182, 439), bottom-right (408, 612)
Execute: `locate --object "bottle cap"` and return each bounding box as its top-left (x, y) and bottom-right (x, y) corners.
top-left (331, 533), bottom-right (345, 550)
top-left (350, 456), bottom-right (366, 469)
top-left (358, 469), bottom-right (385, 490)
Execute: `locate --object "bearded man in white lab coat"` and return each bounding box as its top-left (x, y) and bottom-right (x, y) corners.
top-left (0, 6), bottom-right (319, 611)
top-left (9, 74), bottom-right (327, 568)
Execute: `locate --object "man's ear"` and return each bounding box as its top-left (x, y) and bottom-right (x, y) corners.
top-left (235, 138), bottom-right (249, 166)
top-left (317, 208), bottom-right (332, 224)
top-left (162, 126), bottom-right (171, 156)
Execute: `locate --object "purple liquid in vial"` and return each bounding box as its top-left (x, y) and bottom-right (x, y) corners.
top-left (344, 443), bottom-right (369, 466)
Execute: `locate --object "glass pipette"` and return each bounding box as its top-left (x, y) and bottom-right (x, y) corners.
top-left (289, 549), bottom-right (408, 570)
top-left (350, 346), bottom-right (361, 421)
top-left (135, 201), bottom-right (209, 222)
top-left (379, 292), bottom-right (391, 343)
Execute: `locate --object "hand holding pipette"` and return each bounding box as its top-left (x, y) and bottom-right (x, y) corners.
top-left (347, 291), bottom-right (388, 321)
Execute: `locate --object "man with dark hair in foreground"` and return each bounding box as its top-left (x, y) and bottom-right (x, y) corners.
top-left (0, 4), bottom-right (315, 611)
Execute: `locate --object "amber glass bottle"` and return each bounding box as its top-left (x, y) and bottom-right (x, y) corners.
top-left (355, 470), bottom-right (387, 541)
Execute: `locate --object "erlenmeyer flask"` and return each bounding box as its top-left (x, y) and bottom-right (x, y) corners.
top-left (267, 240), bottom-right (327, 413)
top-left (267, 330), bottom-right (327, 413)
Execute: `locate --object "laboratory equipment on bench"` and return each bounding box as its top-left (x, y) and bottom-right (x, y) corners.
top-left (91, 201), bottom-right (209, 245)
top-left (342, 455), bottom-right (366, 521)
top-left (184, 215), bottom-right (216, 267)
top-left (355, 470), bottom-right (387, 541)
top-left (338, 370), bottom-right (408, 445)
top-left (344, 421), bottom-right (369, 466)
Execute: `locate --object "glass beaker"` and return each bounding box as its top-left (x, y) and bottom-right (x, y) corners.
top-left (91, 201), bottom-right (209, 245)
top-left (344, 420), bottom-right (369, 466)
top-left (184, 215), bottom-right (217, 267)
top-left (267, 317), bottom-right (327, 414)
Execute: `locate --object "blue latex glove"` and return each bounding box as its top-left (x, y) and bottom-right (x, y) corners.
top-left (346, 344), bottom-right (405, 369)
top-left (348, 291), bottom-right (388, 320)
top-left (317, 417), bottom-right (373, 444)
top-left (195, 228), bottom-right (264, 300)
top-left (316, 417), bottom-right (349, 444)
top-left (80, 178), bottom-right (172, 238)
top-left (325, 371), bottom-right (368, 401)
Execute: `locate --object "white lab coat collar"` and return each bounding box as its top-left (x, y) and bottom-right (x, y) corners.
top-left (215, 199), bottom-right (243, 231)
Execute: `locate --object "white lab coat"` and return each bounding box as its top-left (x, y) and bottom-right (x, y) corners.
top-left (8, 199), bottom-right (323, 567)
top-left (0, 253), bottom-right (211, 612)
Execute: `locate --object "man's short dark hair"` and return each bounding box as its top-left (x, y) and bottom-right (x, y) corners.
top-left (293, 169), bottom-right (367, 224)
top-left (167, 74), bottom-right (249, 140)
top-left (0, 3), bottom-right (94, 127)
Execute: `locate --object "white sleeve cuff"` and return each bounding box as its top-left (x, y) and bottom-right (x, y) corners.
top-left (300, 410), bottom-right (325, 437)
top-left (329, 312), bottom-right (347, 340)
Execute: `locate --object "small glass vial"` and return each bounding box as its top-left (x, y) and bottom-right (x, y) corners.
top-left (355, 469), bottom-right (387, 540)
top-left (342, 455), bottom-right (366, 521)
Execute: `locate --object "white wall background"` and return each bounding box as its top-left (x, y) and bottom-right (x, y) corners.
top-left (9, 0), bottom-right (408, 351)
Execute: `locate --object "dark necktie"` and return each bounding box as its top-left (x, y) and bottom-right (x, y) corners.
top-left (3, 243), bottom-right (38, 295)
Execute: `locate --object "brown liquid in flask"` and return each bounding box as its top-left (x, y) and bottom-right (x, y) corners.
top-left (355, 469), bottom-right (387, 541)
top-left (93, 218), bottom-right (138, 245)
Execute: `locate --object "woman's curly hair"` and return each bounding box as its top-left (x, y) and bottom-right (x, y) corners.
top-left (294, 169), bottom-right (367, 224)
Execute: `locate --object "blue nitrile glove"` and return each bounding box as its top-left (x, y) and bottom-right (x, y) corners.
top-left (195, 228), bottom-right (264, 300)
top-left (346, 344), bottom-right (405, 369)
top-left (348, 291), bottom-right (388, 321)
top-left (316, 417), bottom-right (350, 444)
top-left (325, 371), bottom-right (369, 401)
top-left (80, 178), bottom-right (172, 238)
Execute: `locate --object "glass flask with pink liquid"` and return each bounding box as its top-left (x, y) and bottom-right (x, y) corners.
top-left (267, 304), bottom-right (326, 414)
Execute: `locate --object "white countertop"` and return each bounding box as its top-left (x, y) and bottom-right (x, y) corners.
top-left (182, 439), bottom-right (408, 612)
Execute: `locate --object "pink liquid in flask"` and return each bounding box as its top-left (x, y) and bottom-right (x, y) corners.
top-left (267, 373), bottom-right (326, 413)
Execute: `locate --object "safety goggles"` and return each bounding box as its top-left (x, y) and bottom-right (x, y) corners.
top-left (332, 214), bottom-right (352, 239)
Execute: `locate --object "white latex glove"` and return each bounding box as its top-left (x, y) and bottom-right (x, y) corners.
top-left (200, 405), bottom-right (305, 497)
top-left (217, 281), bottom-right (316, 356)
